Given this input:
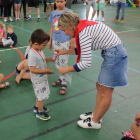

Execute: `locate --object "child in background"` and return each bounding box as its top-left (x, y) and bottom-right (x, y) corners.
top-left (0, 0), bottom-right (3, 19)
top-left (95, 0), bottom-right (105, 22)
top-left (7, 25), bottom-right (17, 47)
top-left (46, 0), bottom-right (54, 19)
top-left (15, 38), bottom-right (31, 84)
top-left (28, 29), bottom-right (54, 120)
top-left (0, 21), bottom-right (6, 42)
top-left (48, 0), bottom-right (75, 95)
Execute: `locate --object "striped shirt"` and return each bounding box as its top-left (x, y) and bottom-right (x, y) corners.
top-left (73, 22), bottom-right (122, 72)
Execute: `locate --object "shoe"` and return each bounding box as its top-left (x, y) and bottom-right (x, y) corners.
top-left (24, 17), bottom-right (27, 19)
top-left (15, 18), bottom-right (18, 21)
top-left (33, 106), bottom-right (49, 113)
top-left (46, 15), bottom-right (49, 19)
top-left (119, 20), bottom-right (124, 23)
top-left (4, 18), bottom-right (7, 22)
top-left (37, 18), bottom-right (40, 22)
top-left (36, 110), bottom-right (51, 121)
top-left (95, 17), bottom-right (99, 21)
top-left (26, 17), bottom-right (32, 21)
top-left (77, 117), bottom-right (101, 129)
top-left (17, 18), bottom-right (20, 21)
top-left (102, 18), bottom-right (105, 22)
top-left (9, 18), bottom-right (13, 21)
top-left (112, 18), bottom-right (118, 22)
top-left (80, 112), bottom-right (102, 123)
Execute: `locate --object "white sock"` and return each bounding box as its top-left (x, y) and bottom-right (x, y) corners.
top-left (29, 15), bottom-right (31, 18)
top-left (38, 15), bottom-right (40, 18)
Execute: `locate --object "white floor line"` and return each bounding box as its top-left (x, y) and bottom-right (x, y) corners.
top-left (115, 29), bottom-right (137, 34)
top-left (0, 46), bottom-right (28, 52)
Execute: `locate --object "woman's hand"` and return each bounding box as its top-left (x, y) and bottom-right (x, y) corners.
top-left (135, 113), bottom-right (140, 124)
top-left (57, 67), bottom-right (68, 75)
top-left (54, 49), bottom-right (65, 56)
top-left (131, 123), bottom-right (140, 140)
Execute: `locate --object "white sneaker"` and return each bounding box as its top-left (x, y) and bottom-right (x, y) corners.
top-left (102, 18), bottom-right (105, 22)
top-left (4, 18), bottom-right (7, 22)
top-left (80, 112), bottom-right (102, 123)
top-left (9, 18), bottom-right (13, 21)
top-left (77, 117), bottom-right (101, 129)
top-left (95, 17), bottom-right (99, 21)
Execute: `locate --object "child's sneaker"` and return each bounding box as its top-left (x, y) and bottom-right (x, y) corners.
top-left (102, 18), bottom-right (105, 22)
top-left (95, 17), bottom-right (99, 21)
top-left (33, 106), bottom-right (49, 113)
top-left (112, 18), bottom-right (118, 22)
top-left (119, 20), bottom-right (124, 23)
top-left (26, 17), bottom-right (32, 21)
top-left (36, 110), bottom-right (51, 121)
top-left (37, 18), bottom-right (40, 22)
top-left (9, 18), bottom-right (13, 21)
top-left (77, 117), bottom-right (101, 129)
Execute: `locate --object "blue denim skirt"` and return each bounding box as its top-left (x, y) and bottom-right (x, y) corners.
top-left (98, 43), bottom-right (128, 88)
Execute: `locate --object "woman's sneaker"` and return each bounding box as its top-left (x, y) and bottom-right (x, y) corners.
top-left (33, 106), bottom-right (49, 113)
top-left (4, 18), bottom-right (7, 22)
top-left (9, 18), bottom-right (13, 21)
top-left (77, 117), bottom-right (101, 129)
top-left (80, 112), bottom-right (102, 123)
top-left (36, 110), bottom-right (50, 121)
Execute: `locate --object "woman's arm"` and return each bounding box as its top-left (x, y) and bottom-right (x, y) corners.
top-left (55, 48), bottom-right (76, 56)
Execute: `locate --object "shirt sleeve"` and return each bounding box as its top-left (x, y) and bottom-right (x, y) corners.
top-left (12, 33), bottom-right (17, 47)
top-left (73, 33), bottom-right (92, 72)
top-left (28, 55), bottom-right (37, 67)
top-left (48, 12), bottom-right (53, 23)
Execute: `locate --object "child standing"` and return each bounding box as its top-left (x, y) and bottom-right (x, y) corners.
top-left (7, 25), bottom-right (17, 47)
top-left (95, 0), bottom-right (105, 22)
top-left (48, 0), bottom-right (74, 95)
top-left (46, 0), bottom-right (54, 19)
top-left (28, 29), bottom-right (54, 120)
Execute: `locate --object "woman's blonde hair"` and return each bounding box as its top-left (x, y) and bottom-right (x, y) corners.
top-left (0, 21), bottom-right (6, 34)
top-left (58, 11), bottom-right (79, 30)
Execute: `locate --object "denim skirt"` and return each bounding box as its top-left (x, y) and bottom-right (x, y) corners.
top-left (98, 43), bottom-right (128, 88)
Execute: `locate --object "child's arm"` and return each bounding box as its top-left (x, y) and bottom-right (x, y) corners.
top-left (48, 24), bottom-right (53, 50)
top-left (30, 66), bottom-right (54, 74)
top-left (46, 57), bottom-right (52, 62)
top-left (70, 38), bottom-right (75, 49)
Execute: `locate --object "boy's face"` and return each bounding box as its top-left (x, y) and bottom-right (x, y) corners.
top-left (55, 0), bottom-right (67, 10)
top-left (34, 40), bottom-right (49, 51)
top-left (7, 28), bottom-right (14, 34)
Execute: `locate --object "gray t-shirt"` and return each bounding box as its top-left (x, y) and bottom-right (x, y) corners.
top-left (28, 49), bottom-right (48, 83)
top-left (118, 0), bottom-right (126, 3)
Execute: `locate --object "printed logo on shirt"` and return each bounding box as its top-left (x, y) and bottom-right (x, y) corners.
top-left (53, 18), bottom-right (59, 32)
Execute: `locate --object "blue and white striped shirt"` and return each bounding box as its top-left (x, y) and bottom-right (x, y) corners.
top-left (73, 22), bottom-right (122, 72)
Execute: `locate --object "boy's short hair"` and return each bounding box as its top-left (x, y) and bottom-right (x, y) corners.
top-left (7, 25), bottom-right (14, 30)
top-left (31, 29), bottom-right (50, 45)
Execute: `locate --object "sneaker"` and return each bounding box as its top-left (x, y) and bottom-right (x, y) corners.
top-left (37, 18), bottom-right (40, 22)
top-left (4, 18), bottom-right (7, 22)
top-left (9, 18), bottom-right (13, 21)
top-left (33, 106), bottom-right (49, 113)
top-left (102, 18), bottom-right (105, 22)
top-left (119, 20), bottom-right (124, 23)
top-left (36, 110), bottom-right (51, 121)
top-left (46, 15), bottom-right (49, 19)
top-left (112, 18), bottom-right (118, 22)
top-left (95, 17), bottom-right (99, 21)
top-left (26, 17), bottom-right (32, 21)
top-left (17, 18), bottom-right (20, 21)
top-left (80, 112), bottom-right (102, 123)
top-left (77, 117), bottom-right (101, 129)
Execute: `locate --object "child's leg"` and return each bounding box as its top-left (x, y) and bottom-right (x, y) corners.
top-left (116, 2), bottom-right (121, 20)
top-left (17, 4), bottom-right (21, 18)
top-left (15, 60), bottom-right (29, 84)
top-left (14, 4), bottom-right (18, 19)
top-left (51, 3), bottom-right (54, 12)
top-left (91, 2), bottom-right (97, 20)
top-left (46, 4), bottom-right (49, 16)
top-left (22, 72), bottom-right (31, 80)
top-left (120, 2), bottom-right (125, 20)
top-left (97, 10), bottom-right (99, 18)
top-left (36, 99), bottom-right (44, 112)
top-left (0, 74), bottom-right (4, 84)
top-left (101, 11), bottom-right (104, 18)
top-left (36, 7), bottom-right (40, 16)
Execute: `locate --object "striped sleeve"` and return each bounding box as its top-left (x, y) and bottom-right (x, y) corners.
top-left (73, 33), bottom-right (92, 72)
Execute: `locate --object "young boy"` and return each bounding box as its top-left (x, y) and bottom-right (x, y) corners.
top-left (28, 29), bottom-right (54, 120)
top-left (48, 0), bottom-right (75, 95)
top-left (7, 25), bottom-right (17, 47)
top-left (95, 0), bottom-right (105, 22)
top-left (46, 0), bottom-right (54, 19)
top-left (26, 0), bottom-right (40, 22)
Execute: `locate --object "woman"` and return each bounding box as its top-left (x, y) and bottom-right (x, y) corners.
top-left (2, 0), bottom-right (13, 22)
top-left (55, 11), bottom-right (128, 129)
top-left (14, 0), bottom-right (22, 20)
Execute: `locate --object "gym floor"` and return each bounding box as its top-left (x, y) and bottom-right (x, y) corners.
top-left (0, 2), bottom-right (140, 140)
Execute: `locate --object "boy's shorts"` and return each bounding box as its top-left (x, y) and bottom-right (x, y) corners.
top-left (86, 1), bottom-right (97, 12)
top-left (97, 3), bottom-right (105, 11)
top-left (32, 80), bottom-right (50, 101)
top-left (46, 0), bottom-right (54, 4)
top-left (28, 0), bottom-right (39, 8)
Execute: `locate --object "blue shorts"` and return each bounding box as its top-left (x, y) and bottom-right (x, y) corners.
top-left (14, 0), bottom-right (22, 4)
top-left (15, 62), bottom-right (30, 76)
top-left (98, 43), bottom-right (128, 88)
top-left (46, 0), bottom-right (54, 4)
